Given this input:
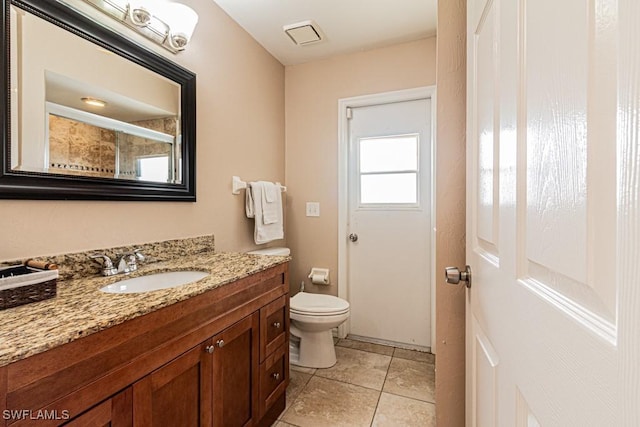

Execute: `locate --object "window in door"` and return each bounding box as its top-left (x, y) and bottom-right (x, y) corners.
top-left (136, 155), bottom-right (170, 183)
top-left (358, 134), bottom-right (419, 206)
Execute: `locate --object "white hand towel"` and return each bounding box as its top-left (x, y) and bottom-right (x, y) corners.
top-left (246, 181), bottom-right (284, 244)
top-left (265, 182), bottom-right (277, 203)
top-left (261, 181), bottom-right (279, 225)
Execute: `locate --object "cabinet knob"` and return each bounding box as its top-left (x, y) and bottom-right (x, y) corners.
top-left (271, 372), bottom-right (281, 380)
top-left (216, 339), bottom-right (225, 348)
top-left (272, 322), bottom-right (281, 329)
top-left (205, 345), bottom-right (214, 354)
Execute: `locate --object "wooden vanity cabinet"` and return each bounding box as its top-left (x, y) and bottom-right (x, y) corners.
top-left (0, 263), bottom-right (289, 427)
top-left (63, 388), bottom-right (133, 427)
top-left (132, 313), bottom-right (260, 427)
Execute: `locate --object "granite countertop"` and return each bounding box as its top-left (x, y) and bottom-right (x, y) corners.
top-left (0, 251), bottom-right (289, 367)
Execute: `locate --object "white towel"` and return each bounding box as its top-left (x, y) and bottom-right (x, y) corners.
top-left (245, 181), bottom-right (284, 244)
top-left (262, 182), bottom-right (279, 225)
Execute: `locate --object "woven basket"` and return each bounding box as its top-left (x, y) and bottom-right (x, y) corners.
top-left (0, 279), bottom-right (57, 309)
top-left (0, 265), bottom-right (58, 310)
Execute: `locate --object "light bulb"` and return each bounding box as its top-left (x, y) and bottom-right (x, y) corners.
top-left (81, 97), bottom-right (107, 108)
top-left (129, 0), bottom-right (155, 26)
top-left (161, 3), bottom-right (199, 50)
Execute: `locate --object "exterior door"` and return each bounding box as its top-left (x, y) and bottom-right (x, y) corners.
top-left (466, 0), bottom-right (640, 425)
top-left (347, 98), bottom-right (432, 349)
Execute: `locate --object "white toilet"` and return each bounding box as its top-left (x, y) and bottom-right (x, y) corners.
top-left (247, 247), bottom-right (350, 368)
top-left (289, 291), bottom-right (349, 368)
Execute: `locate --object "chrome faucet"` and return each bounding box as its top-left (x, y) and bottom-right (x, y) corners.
top-left (90, 249), bottom-right (145, 276)
top-left (117, 250), bottom-right (145, 274)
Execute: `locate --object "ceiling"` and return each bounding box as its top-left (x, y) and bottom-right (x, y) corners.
top-left (211, 0), bottom-right (438, 66)
top-left (46, 72), bottom-right (176, 123)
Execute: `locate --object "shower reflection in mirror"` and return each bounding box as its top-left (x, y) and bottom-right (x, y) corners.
top-left (45, 101), bottom-right (179, 184)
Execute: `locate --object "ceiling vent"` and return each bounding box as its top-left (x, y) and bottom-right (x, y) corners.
top-left (283, 20), bottom-right (324, 46)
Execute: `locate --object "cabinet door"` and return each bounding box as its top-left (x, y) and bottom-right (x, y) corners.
top-left (212, 313), bottom-right (260, 427)
top-left (63, 388), bottom-right (132, 427)
top-left (132, 344), bottom-right (212, 427)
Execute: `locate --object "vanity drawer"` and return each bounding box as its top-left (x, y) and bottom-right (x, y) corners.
top-left (260, 294), bottom-right (288, 361)
top-left (259, 342), bottom-right (289, 417)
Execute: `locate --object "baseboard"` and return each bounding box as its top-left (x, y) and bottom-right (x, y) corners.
top-left (346, 334), bottom-right (431, 353)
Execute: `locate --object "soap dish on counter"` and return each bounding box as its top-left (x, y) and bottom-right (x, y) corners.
top-left (0, 265), bottom-right (58, 310)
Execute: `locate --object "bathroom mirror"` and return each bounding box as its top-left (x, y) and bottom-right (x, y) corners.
top-left (0, 0), bottom-right (196, 200)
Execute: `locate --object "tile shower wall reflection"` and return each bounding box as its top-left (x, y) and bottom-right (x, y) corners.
top-left (49, 115), bottom-right (116, 177)
top-left (119, 118), bottom-right (176, 180)
top-left (48, 115), bottom-right (175, 181)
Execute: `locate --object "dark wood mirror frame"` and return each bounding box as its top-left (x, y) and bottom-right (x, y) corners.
top-left (1, 0), bottom-right (196, 201)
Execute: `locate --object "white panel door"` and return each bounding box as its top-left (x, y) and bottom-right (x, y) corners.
top-left (348, 98), bottom-right (432, 348)
top-left (466, 0), bottom-right (640, 425)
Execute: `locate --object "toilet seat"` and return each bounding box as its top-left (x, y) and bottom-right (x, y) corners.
top-left (290, 292), bottom-right (350, 316)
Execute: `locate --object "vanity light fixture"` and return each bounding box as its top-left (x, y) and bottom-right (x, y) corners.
top-left (81, 97), bottom-right (107, 107)
top-left (79, 0), bottom-right (199, 53)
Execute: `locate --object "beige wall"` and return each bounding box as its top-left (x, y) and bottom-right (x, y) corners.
top-left (435, 0), bottom-right (467, 425)
top-left (284, 38), bottom-right (437, 294)
top-left (0, 0), bottom-right (285, 261)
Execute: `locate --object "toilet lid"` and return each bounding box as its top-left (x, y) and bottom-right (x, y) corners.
top-left (290, 292), bottom-right (350, 315)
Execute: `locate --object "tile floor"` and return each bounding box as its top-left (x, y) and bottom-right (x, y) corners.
top-left (273, 338), bottom-right (435, 427)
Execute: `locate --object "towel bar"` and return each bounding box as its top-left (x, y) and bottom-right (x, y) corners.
top-left (232, 176), bottom-right (287, 195)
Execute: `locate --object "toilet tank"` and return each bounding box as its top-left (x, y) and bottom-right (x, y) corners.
top-left (247, 247), bottom-right (290, 256)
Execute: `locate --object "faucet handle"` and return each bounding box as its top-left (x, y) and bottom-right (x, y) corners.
top-left (90, 253), bottom-right (114, 267)
top-left (132, 249), bottom-right (145, 262)
top-left (89, 254), bottom-right (118, 276)
top-left (117, 249), bottom-right (145, 274)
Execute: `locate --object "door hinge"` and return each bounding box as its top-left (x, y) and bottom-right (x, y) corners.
top-left (346, 107), bottom-right (352, 120)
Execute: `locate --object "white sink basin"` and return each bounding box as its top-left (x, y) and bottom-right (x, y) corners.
top-left (100, 271), bottom-right (209, 294)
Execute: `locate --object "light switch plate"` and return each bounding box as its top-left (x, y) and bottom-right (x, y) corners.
top-left (306, 202), bottom-right (320, 217)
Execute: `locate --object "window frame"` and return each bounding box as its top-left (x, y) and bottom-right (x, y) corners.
top-left (356, 133), bottom-right (422, 210)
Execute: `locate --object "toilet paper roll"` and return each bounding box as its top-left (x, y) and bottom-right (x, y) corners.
top-left (311, 273), bottom-right (328, 285)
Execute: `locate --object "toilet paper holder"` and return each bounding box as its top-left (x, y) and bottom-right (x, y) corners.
top-left (308, 268), bottom-right (330, 285)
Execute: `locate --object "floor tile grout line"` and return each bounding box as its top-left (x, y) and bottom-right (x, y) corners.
top-left (368, 353), bottom-right (394, 426)
top-left (382, 387), bottom-right (437, 405)
top-left (311, 373), bottom-right (387, 393)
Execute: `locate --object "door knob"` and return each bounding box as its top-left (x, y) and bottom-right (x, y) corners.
top-left (445, 265), bottom-right (472, 288)
top-left (205, 345), bottom-right (215, 354)
top-left (216, 339), bottom-right (225, 348)
top-left (348, 233), bottom-right (358, 242)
